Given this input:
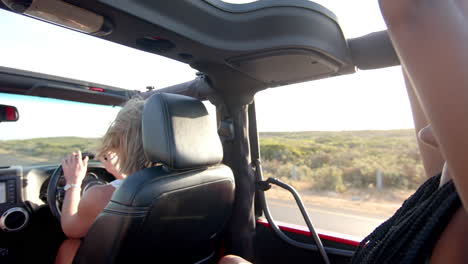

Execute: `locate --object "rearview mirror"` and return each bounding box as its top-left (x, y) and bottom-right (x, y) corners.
top-left (0, 105), bottom-right (19, 122)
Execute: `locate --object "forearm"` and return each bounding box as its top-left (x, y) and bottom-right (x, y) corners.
top-left (381, 0), bottom-right (468, 207)
top-left (60, 187), bottom-right (82, 238)
top-left (403, 70), bottom-right (444, 178)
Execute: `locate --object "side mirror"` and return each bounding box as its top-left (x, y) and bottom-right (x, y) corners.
top-left (0, 105), bottom-right (19, 122)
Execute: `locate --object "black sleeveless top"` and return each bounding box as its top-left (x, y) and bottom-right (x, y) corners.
top-left (350, 174), bottom-right (461, 264)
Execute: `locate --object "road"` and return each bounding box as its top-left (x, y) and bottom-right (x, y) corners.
top-left (266, 198), bottom-right (389, 238)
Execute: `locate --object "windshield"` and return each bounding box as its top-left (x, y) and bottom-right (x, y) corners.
top-left (0, 93), bottom-right (120, 167)
top-left (0, 9), bottom-right (196, 91)
top-left (0, 8), bottom-right (198, 167)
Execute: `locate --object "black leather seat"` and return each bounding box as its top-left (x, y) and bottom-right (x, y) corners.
top-left (73, 93), bottom-right (235, 264)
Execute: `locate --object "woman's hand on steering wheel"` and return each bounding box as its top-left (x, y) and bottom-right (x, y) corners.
top-left (62, 150), bottom-right (89, 186)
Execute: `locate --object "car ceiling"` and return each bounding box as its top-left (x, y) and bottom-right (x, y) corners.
top-left (0, 0), bottom-right (399, 106)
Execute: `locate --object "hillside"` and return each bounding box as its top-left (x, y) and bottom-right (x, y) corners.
top-left (0, 137), bottom-right (100, 165)
top-left (259, 129), bottom-right (424, 191)
top-left (0, 130), bottom-right (424, 192)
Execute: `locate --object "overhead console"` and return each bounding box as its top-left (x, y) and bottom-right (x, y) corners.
top-left (78, 0), bottom-right (354, 89)
top-left (204, 0), bottom-right (354, 86)
top-left (226, 48), bottom-right (344, 87)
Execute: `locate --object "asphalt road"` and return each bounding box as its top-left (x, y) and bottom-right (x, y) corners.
top-left (266, 198), bottom-right (389, 238)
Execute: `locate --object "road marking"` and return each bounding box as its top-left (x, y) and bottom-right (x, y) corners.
top-left (267, 199), bottom-right (387, 223)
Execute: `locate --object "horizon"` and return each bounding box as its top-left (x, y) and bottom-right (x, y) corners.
top-left (0, 128), bottom-right (418, 142)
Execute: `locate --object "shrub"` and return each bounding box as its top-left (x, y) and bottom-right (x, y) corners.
top-left (311, 166), bottom-right (346, 192)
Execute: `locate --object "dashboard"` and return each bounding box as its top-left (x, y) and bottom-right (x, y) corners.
top-left (0, 161), bottom-right (114, 233)
top-left (0, 167), bottom-right (24, 232)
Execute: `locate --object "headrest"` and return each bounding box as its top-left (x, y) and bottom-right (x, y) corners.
top-left (142, 93), bottom-right (223, 170)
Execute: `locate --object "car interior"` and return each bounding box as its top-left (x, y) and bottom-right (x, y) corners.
top-left (0, 0), bottom-right (401, 263)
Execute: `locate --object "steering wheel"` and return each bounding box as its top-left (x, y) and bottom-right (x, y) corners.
top-left (46, 165), bottom-right (65, 220)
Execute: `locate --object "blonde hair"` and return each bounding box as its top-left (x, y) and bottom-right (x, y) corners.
top-left (97, 97), bottom-right (152, 176)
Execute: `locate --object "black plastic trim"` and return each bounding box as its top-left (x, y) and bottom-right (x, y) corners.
top-left (202, 0), bottom-right (337, 21)
top-left (0, 66), bottom-right (132, 106)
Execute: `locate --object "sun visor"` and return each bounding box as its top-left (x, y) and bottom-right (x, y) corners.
top-left (226, 49), bottom-right (342, 87)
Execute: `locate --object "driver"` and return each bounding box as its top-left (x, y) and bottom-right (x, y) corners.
top-left (54, 97), bottom-right (153, 264)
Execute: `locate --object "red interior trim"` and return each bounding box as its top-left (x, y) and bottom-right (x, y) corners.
top-left (256, 219), bottom-right (360, 247)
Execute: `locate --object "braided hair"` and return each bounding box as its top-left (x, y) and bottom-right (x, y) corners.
top-left (350, 174), bottom-right (461, 264)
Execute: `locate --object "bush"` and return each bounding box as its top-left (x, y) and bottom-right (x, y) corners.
top-left (296, 165), bottom-right (313, 181)
top-left (311, 166), bottom-right (346, 192)
top-left (261, 143), bottom-right (303, 163)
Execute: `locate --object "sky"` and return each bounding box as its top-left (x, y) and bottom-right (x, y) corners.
top-left (0, 93), bottom-right (120, 140)
top-left (0, 0), bottom-right (414, 139)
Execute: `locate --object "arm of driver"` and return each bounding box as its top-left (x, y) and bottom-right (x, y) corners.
top-left (60, 185), bottom-right (114, 238)
top-left (379, 0), bottom-right (468, 208)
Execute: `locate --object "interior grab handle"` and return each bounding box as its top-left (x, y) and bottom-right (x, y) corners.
top-left (255, 159), bottom-right (331, 264)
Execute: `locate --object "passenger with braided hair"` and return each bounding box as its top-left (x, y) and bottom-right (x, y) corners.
top-left (351, 0), bottom-right (468, 263)
top-left (350, 125), bottom-right (463, 263)
top-left (219, 0), bottom-right (468, 263)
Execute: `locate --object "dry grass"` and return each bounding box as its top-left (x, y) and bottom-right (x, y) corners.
top-left (0, 148), bottom-right (49, 165)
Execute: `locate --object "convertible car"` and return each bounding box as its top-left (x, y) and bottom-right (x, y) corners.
top-left (0, 0), bottom-right (402, 263)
